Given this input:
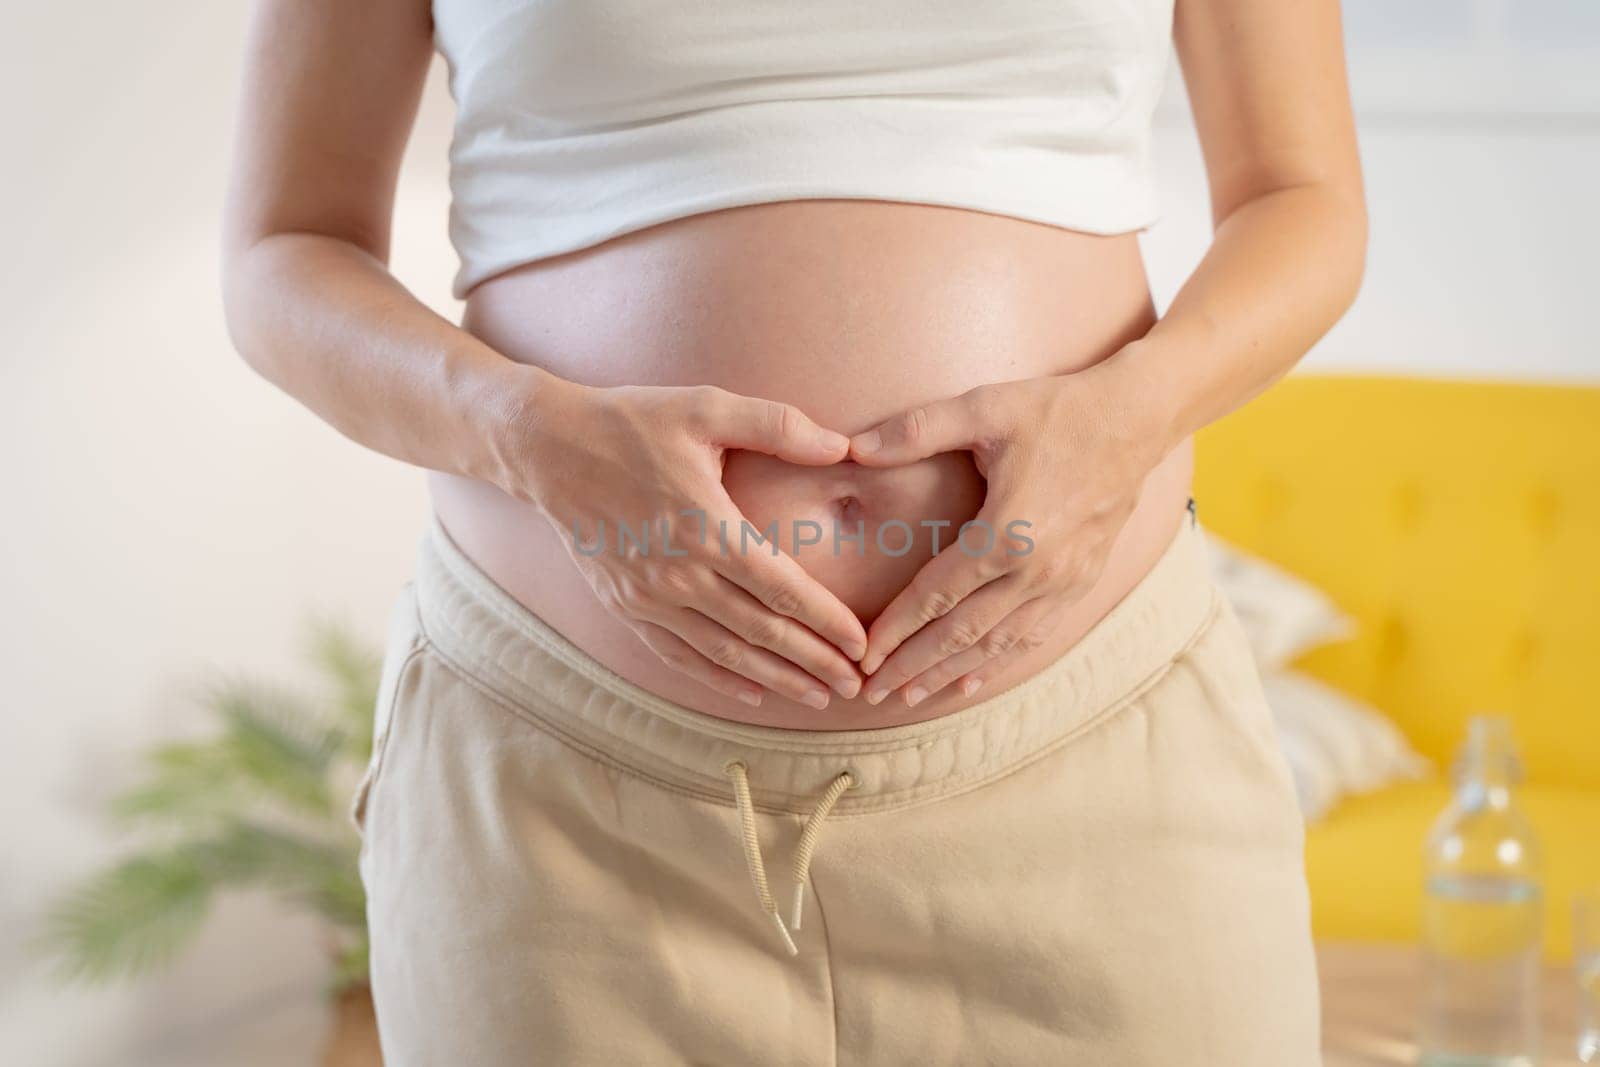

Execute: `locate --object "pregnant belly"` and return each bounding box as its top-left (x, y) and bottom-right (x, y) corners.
top-left (719, 452), bottom-right (986, 622)
top-left (429, 199), bottom-right (1192, 729)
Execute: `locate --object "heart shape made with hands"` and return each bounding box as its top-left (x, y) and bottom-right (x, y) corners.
top-left (718, 438), bottom-right (987, 632)
top-left (714, 373), bottom-right (1146, 710)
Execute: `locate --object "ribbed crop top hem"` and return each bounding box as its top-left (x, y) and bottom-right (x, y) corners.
top-left (445, 98), bottom-right (1162, 299)
top-left (450, 180), bottom-right (1159, 301)
top-left (436, 0), bottom-right (1177, 300)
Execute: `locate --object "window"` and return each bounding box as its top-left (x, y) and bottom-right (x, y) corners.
top-left (1340, 0), bottom-right (1600, 116)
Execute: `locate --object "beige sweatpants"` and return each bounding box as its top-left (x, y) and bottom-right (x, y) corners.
top-left (354, 503), bottom-right (1321, 1065)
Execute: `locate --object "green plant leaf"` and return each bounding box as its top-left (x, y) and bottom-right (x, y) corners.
top-left (304, 617), bottom-right (382, 763)
top-left (196, 819), bottom-right (363, 921)
top-left (40, 820), bottom-right (368, 985)
top-left (42, 851), bottom-right (212, 983)
top-left (111, 740), bottom-right (249, 824)
top-left (44, 620), bottom-right (380, 992)
top-left (191, 821), bottom-right (367, 929)
top-left (208, 678), bottom-right (341, 817)
top-left (114, 667), bottom-right (379, 828)
top-left (329, 930), bottom-right (370, 994)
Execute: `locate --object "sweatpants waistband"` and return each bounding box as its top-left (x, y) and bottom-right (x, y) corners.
top-left (412, 503), bottom-right (1220, 816)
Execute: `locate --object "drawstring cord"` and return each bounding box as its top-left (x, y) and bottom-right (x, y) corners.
top-left (726, 759), bottom-right (796, 956)
top-left (724, 760), bottom-right (855, 957)
top-left (788, 770), bottom-right (855, 932)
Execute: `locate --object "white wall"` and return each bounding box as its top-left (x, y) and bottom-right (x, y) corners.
top-left (1143, 114), bottom-right (1600, 382)
top-left (0, 2), bottom-right (1594, 1064)
top-left (1143, 0), bottom-right (1600, 382)
top-left (0, 5), bottom-right (448, 1063)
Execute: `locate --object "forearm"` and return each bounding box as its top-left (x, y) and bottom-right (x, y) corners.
top-left (220, 230), bottom-right (570, 496)
top-left (1096, 180), bottom-right (1368, 455)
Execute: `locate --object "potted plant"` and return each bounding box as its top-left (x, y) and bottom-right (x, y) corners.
top-left (40, 621), bottom-right (384, 1066)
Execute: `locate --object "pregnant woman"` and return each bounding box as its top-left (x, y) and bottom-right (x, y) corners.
top-left (222, 0), bottom-right (1364, 1062)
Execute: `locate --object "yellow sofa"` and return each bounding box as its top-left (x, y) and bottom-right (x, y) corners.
top-left (1193, 374), bottom-right (1600, 961)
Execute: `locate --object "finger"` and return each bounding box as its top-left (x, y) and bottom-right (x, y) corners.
top-left (949, 603), bottom-right (1064, 701)
top-left (704, 505), bottom-right (870, 660)
top-left (858, 508), bottom-right (1015, 675)
top-left (703, 390), bottom-right (850, 466)
top-left (690, 576), bottom-right (864, 698)
top-left (631, 621), bottom-right (765, 707)
top-left (664, 608), bottom-right (836, 710)
top-left (848, 391), bottom-right (984, 467)
top-left (900, 598), bottom-right (1057, 707)
top-left (861, 577), bottom-right (1027, 706)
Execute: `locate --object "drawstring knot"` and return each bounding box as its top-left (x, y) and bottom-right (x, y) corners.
top-left (724, 760), bottom-right (855, 957)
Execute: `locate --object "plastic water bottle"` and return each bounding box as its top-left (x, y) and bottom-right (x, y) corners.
top-left (1419, 714), bottom-right (1543, 1066)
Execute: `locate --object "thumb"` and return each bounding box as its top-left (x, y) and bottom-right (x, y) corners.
top-left (849, 394), bottom-right (982, 466)
top-left (709, 393), bottom-right (850, 465)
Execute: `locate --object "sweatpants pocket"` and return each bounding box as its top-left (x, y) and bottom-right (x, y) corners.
top-left (1195, 582), bottom-right (1308, 848)
top-left (351, 581), bottom-right (425, 837)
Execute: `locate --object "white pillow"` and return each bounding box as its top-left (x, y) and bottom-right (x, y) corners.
top-left (1259, 670), bottom-right (1432, 821)
top-left (1200, 530), bottom-right (1431, 821)
top-left (1201, 531), bottom-right (1356, 670)
top-left (1264, 706), bottom-right (1345, 822)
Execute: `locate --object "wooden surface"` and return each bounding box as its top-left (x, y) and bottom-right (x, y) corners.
top-left (1319, 940), bottom-right (1583, 1066)
top-left (329, 946), bottom-right (1587, 1065)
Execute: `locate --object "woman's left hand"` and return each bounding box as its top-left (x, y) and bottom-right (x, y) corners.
top-left (848, 361), bottom-right (1171, 707)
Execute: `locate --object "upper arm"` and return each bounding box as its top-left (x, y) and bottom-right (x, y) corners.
top-left (222, 0), bottom-right (435, 262)
top-left (1172, 0), bottom-right (1365, 225)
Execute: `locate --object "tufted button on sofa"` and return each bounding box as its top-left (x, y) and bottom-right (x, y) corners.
top-left (1194, 374), bottom-right (1600, 960)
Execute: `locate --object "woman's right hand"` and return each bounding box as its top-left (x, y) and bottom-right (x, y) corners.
top-left (500, 376), bottom-right (868, 710)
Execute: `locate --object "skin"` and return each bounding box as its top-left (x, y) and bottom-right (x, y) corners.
top-left (427, 205), bottom-right (1185, 728)
top-left (850, 0), bottom-right (1368, 704)
top-left (221, 0), bottom-right (1364, 723)
top-left (220, 0), bottom-right (869, 710)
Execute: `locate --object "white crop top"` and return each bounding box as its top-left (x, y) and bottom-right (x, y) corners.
top-left (433, 0), bottom-right (1177, 299)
